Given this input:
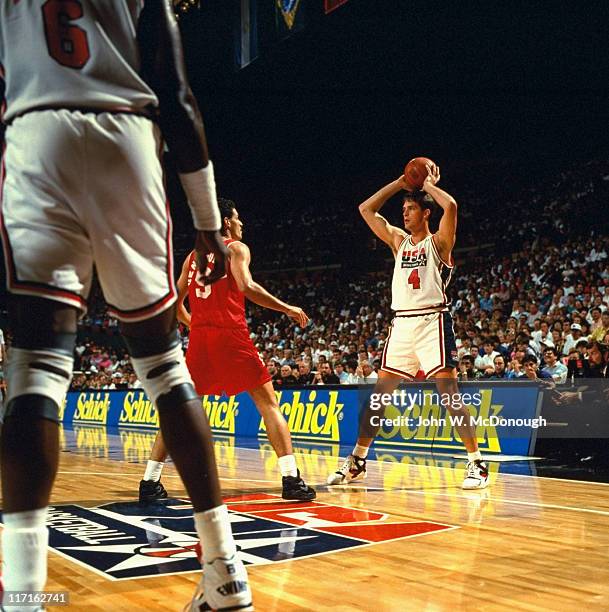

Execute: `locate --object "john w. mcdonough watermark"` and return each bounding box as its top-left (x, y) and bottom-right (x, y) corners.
top-left (369, 412), bottom-right (546, 429)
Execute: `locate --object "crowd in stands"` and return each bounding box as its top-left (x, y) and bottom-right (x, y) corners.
top-left (2, 159), bottom-right (607, 392)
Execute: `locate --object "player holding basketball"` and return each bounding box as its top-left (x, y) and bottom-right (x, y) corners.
top-left (0, 2), bottom-right (252, 610)
top-left (139, 198), bottom-right (316, 503)
top-left (327, 164), bottom-right (489, 489)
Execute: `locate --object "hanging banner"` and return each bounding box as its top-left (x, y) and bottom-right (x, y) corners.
top-left (324, 0), bottom-right (349, 14)
top-left (275, 0), bottom-right (305, 39)
top-left (235, 0), bottom-right (259, 68)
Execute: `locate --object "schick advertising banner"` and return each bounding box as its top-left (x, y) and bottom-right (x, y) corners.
top-left (60, 383), bottom-right (543, 456)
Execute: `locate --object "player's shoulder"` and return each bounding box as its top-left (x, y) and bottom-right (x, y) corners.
top-left (227, 240), bottom-right (248, 253)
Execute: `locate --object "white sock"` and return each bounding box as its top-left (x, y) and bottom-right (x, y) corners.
top-left (468, 450), bottom-right (482, 462)
top-left (2, 508), bottom-right (48, 599)
top-left (353, 444), bottom-right (369, 459)
top-left (193, 505), bottom-right (237, 564)
top-left (278, 454), bottom-right (298, 478)
top-left (143, 460), bottom-right (164, 482)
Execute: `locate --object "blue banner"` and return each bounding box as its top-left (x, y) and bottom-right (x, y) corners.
top-left (235, 0), bottom-right (259, 69)
top-left (60, 383), bottom-right (542, 456)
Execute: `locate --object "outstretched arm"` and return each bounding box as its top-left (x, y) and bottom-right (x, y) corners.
top-left (358, 177), bottom-right (408, 255)
top-left (229, 243), bottom-right (309, 327)
top-left (137, 0), bottom-right (227, 283)
top-left (176, 253), bottom-right (192, 328)
top-left (424, 164), bottom-right (457, 262)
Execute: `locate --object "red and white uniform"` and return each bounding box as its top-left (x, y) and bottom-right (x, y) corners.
top-left (185, 242), bottom-right (271, 396)
top-left (382, 234), bottom-right (458, 379)
top-left (0, 1), bottom-right (174, 320)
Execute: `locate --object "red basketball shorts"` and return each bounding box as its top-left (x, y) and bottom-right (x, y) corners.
top-left (185, 326), bottom-right (271, 396)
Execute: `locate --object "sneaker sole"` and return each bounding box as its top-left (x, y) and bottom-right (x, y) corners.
top-left (461, 479), bottom-right (489, 490)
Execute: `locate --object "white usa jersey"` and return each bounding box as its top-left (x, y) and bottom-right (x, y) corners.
top-left (391, 234), bottom-right (454, 315)
top-left (0, 0), bottom-right (157, 123)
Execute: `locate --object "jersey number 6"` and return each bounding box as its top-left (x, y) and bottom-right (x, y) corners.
top-left (42, 0), bottom-right (91, 69)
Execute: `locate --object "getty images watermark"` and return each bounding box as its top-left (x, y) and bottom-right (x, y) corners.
top-left (368, 390), bottom-right (547, 429)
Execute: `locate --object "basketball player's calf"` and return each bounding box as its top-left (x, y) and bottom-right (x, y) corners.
top-left (248, 382), bottom-right (316, 501)
top-left (433, 371), bottom-right (489, 489)
top-left (140, 381), bottom-right (316, 502)
top-left (1, 296), bottom-right (77, 603)
top-left (327, 371), bottom-right (402, 485)
top-left (121, 308), bottom-right (252, 611)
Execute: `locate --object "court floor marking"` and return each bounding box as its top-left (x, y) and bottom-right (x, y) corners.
top-left (343, 484), bottom-right (609, 518)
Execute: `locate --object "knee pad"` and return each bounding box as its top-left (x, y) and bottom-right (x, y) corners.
top-left (5, 348), bottom-right (74, 422)
top-left (129, 342), bottom-right (195, 404)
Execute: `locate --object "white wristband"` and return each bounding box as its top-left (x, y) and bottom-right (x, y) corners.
top-left (179, 162), bottom-right (221, 231)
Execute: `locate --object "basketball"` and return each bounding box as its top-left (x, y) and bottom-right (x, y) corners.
top-left (404, 157), bottom-right (435, 190)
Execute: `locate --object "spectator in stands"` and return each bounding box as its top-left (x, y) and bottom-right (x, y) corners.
top-left (477, 339), bottom-right (499, 373)
top-left (344, 361), bottom-right (359, 384)
top-left (275, 364), bottom-right (298, 387)
top-left (486, 355), bottom-right (508, 379)
top-left (356, 360), bottom-right (378, 384)
top-left (532, 321), bottom-right (554, 354)
top-left (334, 362), bottom-right (349, 384)
top-left (297, 362), bottom-right (315, 384)
top-left (313, 362), bottom-right (340, 385)
top-left (591, 311), bottom-right (609, 342)
top-left (562, 323), bottom-right (585, 355)
top-left (522, 355), bottom-right (552, 381)
top-left (541, 347), bottom-right (568, 384)
top-left (458, 355), bottom-right (480, 381)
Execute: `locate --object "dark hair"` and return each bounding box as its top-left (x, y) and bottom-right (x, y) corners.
top-left (403, 191), bottom-right (435, 213)
top-left (589, 340), bottom-right (609, 355)
top-left (218, 197), bottom-right (236, 227)
top-left (522, 355), bottom-right (538, 366)
top-left (543, 347), bottom-right (558, 357)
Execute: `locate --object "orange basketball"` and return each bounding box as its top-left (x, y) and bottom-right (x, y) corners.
top-left (404, 157), bottom-right (434, 190)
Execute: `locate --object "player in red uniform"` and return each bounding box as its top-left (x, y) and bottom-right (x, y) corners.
top-left (140, 198), bottom-right (316, 502)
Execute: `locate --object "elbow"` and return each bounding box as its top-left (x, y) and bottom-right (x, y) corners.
top-left (238, 280), bottom-right (253, 294)
top-left (358, 202), bottom-right (369, 217)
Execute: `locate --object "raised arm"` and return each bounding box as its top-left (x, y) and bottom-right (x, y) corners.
top-left (229, 242), bottom-right (309, 328)
top-left (424, 164), bottom-right (457, 263)
top-left (137, 0), bottom-right (226, 283)
top-left (176, 253), bottom-right (192, 328)
top-left (358, 177), bottom-right (408, 255)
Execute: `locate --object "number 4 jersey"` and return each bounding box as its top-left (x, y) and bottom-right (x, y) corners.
top-left (390, 233), bottom-right (454, 315)
top-left (186, 240), bottom-right (248, 330)
top-left (0, 0), bottom-right (156, 122)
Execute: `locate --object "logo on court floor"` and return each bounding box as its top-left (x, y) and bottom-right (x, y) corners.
top-left (6, 495), bottom-right (457, 580)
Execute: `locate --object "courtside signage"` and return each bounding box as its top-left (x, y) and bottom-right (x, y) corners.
top-left (61, 384), bottom-right (541, 454)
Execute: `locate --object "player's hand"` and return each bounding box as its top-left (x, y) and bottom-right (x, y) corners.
top-left (422, 163), bottom-right (440, 191)
top-left (396, 175), bottom-right (410, 191)
top-left (195, 230), bottom-right (228, 285)
top-left (285, 305), bottom-right (309, 327)
top-left (554, 391), bottom-right (579, 405)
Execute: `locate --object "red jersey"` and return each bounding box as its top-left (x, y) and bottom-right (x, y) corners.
top-left (186, 239), bottom-right (247, 329)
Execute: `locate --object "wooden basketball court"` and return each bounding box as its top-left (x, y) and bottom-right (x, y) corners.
top-left (5, 426), bottom-right (609, 611)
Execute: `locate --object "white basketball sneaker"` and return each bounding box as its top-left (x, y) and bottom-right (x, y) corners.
top-left (189, 554), bottom-right (253, 611)
top-left (327, 454), bottom-right (367, 485)
top-left (462, 459), bottom-right (489, 490)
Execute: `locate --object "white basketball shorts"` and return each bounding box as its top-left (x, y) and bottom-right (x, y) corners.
top-left (381, 311), bottom-right (458, 379)
top-left (0, 110), bottom-right (176, 321)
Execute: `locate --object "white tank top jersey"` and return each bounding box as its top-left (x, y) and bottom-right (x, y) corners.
top-left (391, 233), bottom-right (454, 315)
top-left (0, 0), bottom-right (157, 123)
